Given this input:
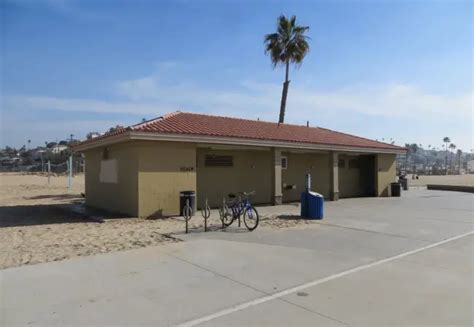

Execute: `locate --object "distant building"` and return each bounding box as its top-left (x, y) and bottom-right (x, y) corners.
top-left (0, 157), bottom-right (21, 167)
top-left (88, 132), bottom-right (101, 139)
top-left (51, 144), bottom-right (69, 154)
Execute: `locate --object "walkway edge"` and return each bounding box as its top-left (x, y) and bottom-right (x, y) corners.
top-left (176, 230), bottom-right (474, 327)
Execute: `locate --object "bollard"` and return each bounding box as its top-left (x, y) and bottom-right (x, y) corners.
top-left (305, 173), bottom-right (311, 192)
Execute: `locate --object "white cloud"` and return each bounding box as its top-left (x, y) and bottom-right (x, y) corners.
top-left (5, 77), bottom-right (472, 123)
top-left (3, 95), bottom-right (175, 115)
top-left (8, 0), bottom-right (117, 22)
top-left (0, 118), bottom-right (124, 147)
top-left (114, 74), bottom-right (472, 121)
top-left (289, 84), bottom-right (472, 120)
top-left (3, 76), bottom-right (472, 149)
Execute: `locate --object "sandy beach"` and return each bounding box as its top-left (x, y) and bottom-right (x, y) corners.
top-left (407, 174), bottom-right (474, 187)
top-left (0, 172), bottom-right (317, 269)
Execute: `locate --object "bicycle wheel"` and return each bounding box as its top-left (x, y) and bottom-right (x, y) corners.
top-left (243, 206), bottom-right (259, 231)
top-left (220, 204), bottom-right (234, 227)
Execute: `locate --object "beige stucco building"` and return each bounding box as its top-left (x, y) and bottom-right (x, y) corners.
top-left (74, 112), bottom-right (405, 218)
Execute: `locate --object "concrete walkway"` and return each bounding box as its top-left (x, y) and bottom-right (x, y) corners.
top-left (1, 190), bottom-right (473, 326)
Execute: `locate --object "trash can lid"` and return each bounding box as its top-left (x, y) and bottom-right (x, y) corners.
top-left (308, 191), bottom-right (323, 197)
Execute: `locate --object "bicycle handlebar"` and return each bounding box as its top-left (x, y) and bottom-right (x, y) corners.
top-left (227, 191), bottom-right (256, 200)
top-left (238, 191), bottom-right (256, 197)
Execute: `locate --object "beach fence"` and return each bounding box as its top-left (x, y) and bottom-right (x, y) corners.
top-left (45, 156), bottom-right (83, 190)
top-left (1, 157), bottom-right (84, 174)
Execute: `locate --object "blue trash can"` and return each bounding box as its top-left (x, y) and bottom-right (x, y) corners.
top-left (300, 191), bottom-right (324, 219)
top-left (300, 192), bottom-right (308, 217)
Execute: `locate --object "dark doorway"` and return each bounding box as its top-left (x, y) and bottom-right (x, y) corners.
top-left (359, 155), bottom-right (376, 196)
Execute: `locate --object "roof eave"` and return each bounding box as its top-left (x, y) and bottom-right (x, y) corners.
top-left (73, 130), bottom-right (405, 154)
top-left (130, 132), bottom-right (405, 154)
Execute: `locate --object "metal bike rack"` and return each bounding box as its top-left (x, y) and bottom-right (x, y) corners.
top-left (201, 198), bottom-right (211, 232)
top-left (219, 195), bottom-right (243, 229)
top-left (183, 199), bottom-right (192, 234)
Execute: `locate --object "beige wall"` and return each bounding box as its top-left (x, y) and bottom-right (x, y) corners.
top-left (376, 153), bottom-right (396, 197)
top-left (84, 142), bottom-right (139, 216)
top-left (83, 139), bottom-right (398, 217)
top-left (136, 141), bottom-right (197, 218)
top-left (196, 148), bottom-right (272, 208)
top-left (281, 152), bottom-right (331, 201)
top-left (84, 140), bottom-right (197, 218)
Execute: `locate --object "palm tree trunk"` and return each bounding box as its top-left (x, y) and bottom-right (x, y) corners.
top-left (450, 150), bottom-right (454, 173)
top-left (278, 60), bottom-right (290, 123)
top-left (445, 143), bottom-right (448, 175)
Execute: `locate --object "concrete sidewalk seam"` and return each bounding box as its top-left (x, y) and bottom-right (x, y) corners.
top-left (161, 251), bottom-right (268, 296)
top-left (313, 221), bottom-right (435, 242)
top-left (175, 230), bottom-right (474, 327)
top-left (403, 215), bottom-right (474, 225)
top-left (173, 236), bottom-right (393, 267)
top-left (163, 245), bottom-right (350, 326)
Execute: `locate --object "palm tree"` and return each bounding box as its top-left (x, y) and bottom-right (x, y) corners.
top-left (456, 149), bottom-right (462, 174)
top-left (449, 143), bottom-right (456, 173)
top-left (264, 15), bottom-right (310, 123)
top-left (404, 143), bottom-right (410, 173)
top-left (403, 143), bottom-right (418, 174)
top-left (409, 143), bottom-right (419, 175)
top-left (443, 137), bottom-right (450, 174)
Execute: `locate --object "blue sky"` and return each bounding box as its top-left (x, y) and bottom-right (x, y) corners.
top-left (1, 0), bottom-right (472, 151)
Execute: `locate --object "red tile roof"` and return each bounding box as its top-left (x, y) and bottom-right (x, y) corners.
top-left (76, 111), bottom-right (404, 151)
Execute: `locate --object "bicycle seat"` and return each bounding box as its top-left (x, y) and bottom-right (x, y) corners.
top-left (228, 193), bottom-right (236, 198)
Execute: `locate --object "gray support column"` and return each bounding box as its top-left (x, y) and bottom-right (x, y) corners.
top-left (271, 148), bottom-right (283, 205)
top-left (330, 152), bottom-right (339, 201)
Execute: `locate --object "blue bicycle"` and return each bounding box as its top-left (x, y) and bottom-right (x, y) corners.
top-left (220, 191), bottom-right (259, 231)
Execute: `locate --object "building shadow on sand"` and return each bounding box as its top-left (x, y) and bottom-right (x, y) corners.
top-left (0, 201), bottom-right (130, 228)
top-left (0, 204), bottom-right (88, 228)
